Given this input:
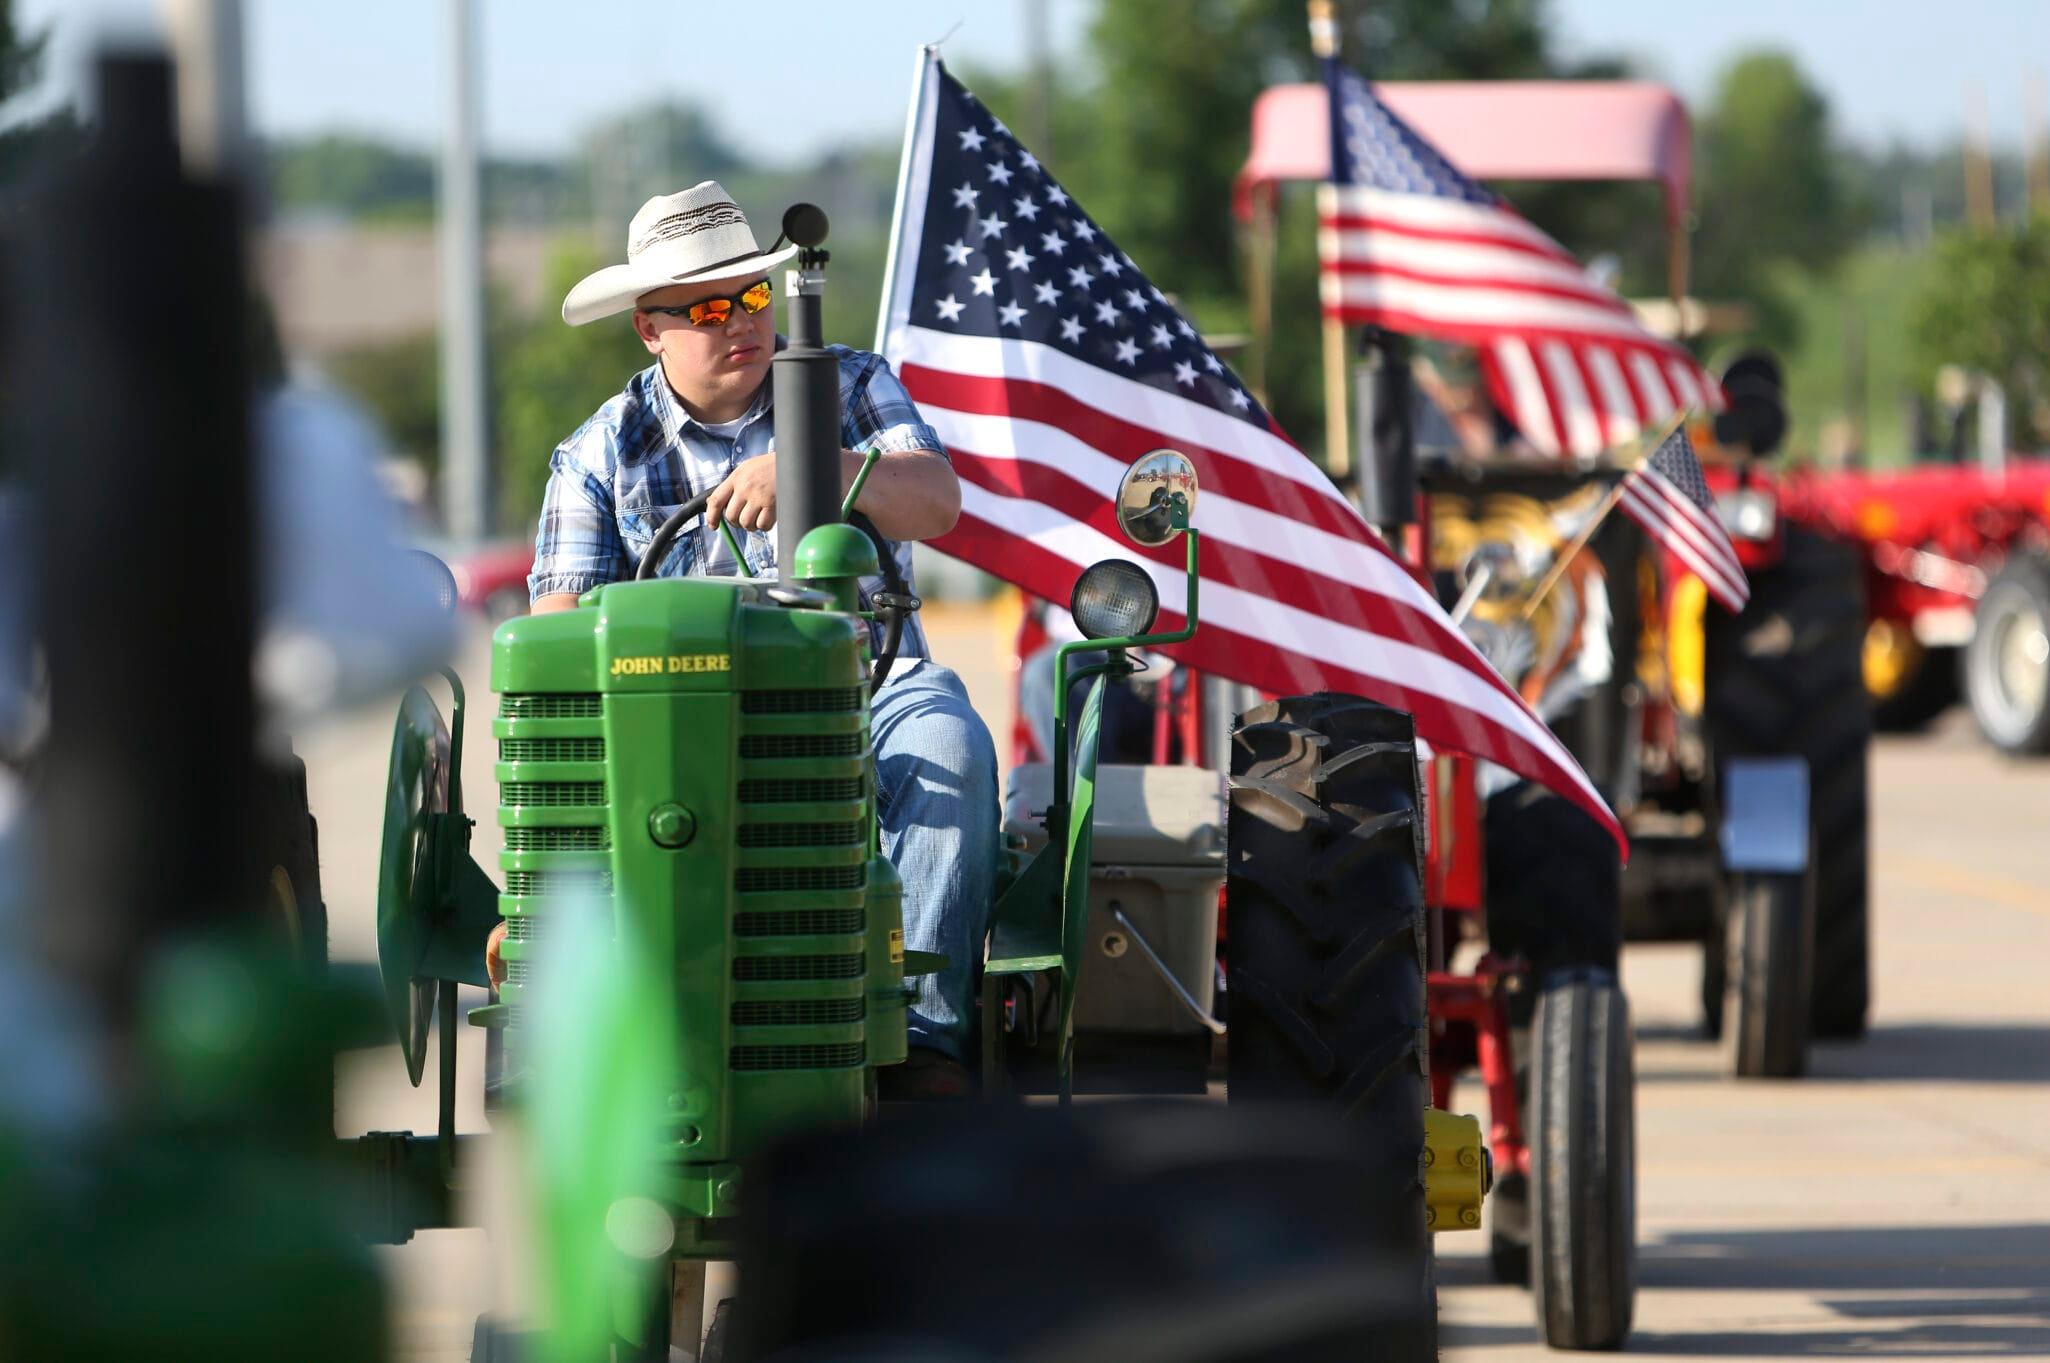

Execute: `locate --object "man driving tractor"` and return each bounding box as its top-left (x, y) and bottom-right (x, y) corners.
top-left (485, 181), bottom-right (998, 1098)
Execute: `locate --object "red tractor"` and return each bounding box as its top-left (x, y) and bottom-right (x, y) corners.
top-left (1779, 446), bottom-right (2050, 754)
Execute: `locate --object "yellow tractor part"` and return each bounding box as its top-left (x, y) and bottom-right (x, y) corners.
top-left (1423, 1107), bottom-right (1491, 1232)
top-left (1667, 570), bottom-right (1708, 717)
top-left (1863, 617), bottom-right (1923, 702)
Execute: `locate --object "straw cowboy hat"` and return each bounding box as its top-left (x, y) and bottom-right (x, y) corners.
top-left (561, 181), bottom-right (798, 326)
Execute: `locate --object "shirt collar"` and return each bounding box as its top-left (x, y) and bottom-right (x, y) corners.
top-left (648, 335), bottom-right (789, 446)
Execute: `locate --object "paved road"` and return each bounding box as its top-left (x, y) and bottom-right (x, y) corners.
top-left (303, 619), bottom-right (2050, 1360)
top-left (1441, 707), bottom-right (2050, 1360)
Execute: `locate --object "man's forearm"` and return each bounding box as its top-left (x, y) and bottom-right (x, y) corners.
top-left (841, 448), bottom-right (961, 542)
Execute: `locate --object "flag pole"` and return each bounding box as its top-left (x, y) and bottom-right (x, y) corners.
top-left (875, 45), bottom-right (938, 353)
top-left (1518, 406), bottom-right (1691, 622)
top-left (1309, 0), bottom-right (1350, 480)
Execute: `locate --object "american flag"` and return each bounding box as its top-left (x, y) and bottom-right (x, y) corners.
top-left (1618, 424), bottom-right (1750, 613)
top-left (878, 53), bottom-right (1619, 843)
top-left (1319, 59), bottom-right (1720, 458)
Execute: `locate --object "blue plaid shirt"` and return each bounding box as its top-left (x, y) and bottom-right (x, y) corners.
top-left (529, 343), bottom-right (945, 659)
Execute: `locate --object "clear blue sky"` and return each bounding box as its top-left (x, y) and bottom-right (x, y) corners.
top-left (12, 0), bottom-right (2046, 162)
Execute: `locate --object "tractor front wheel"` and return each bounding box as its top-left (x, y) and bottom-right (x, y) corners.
top-left (1965, 552), bottom-right (2050, 756)
top-left (1528, 968), bottom-right (1637, 1351)
top-left (1720, 871), bottom-right (1814, 1079)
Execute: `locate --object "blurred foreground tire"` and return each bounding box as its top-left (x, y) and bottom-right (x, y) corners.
top-left (731, 1103), bottom-right (1433, 1363)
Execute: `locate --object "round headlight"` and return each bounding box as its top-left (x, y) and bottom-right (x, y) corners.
top-left (1070, 559), bottom-right (1160, 641)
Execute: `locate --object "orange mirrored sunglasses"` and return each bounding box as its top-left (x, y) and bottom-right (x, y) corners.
top-left (642, 278), bottom-right (774, 327)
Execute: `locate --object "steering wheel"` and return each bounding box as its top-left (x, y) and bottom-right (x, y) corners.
top-left (633, 498), bottom-right (916, 696)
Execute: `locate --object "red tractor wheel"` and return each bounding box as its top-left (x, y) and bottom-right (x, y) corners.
top-left (1965, 552), bottom-right (2050, 756)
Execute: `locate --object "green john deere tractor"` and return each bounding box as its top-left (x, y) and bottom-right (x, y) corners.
top-left (359, 206), bottom-right (1485, 1361)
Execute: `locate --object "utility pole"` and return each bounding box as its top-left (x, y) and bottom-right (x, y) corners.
top-left (2027, 70), bottom-right (2050, 215)
top-left (1025, 0), bottom-right (1053, 163)
top-left (1965, 80), bottom-right (1997, 230)
top-left (439, 0), bottom-right (489, 542)
top-left (158, 0), bottom-right (248, 178)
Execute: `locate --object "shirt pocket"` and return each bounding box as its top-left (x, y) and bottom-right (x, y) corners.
top-left (618, 500), bottom-right (698, 578)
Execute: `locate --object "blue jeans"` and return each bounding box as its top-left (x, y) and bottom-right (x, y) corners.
top-left (871, 659), bottom-right (999, 1060)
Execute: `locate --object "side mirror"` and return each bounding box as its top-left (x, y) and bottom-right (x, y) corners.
top-left (1115, 449), bottom-right (1198, 547)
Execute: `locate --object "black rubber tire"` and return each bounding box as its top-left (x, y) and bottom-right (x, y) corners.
top-left (700, 1297), bottom-right (733, 1363)
top-left (1964, 552), bottom-right (2050, 756)
top-left (1529, 969), bottom-right (1636, 1351)
top-left (1225, 693), bottom-right (1432, 1341)
top-left (1483, 782), bottom-right (1623, 978)
top-left (255, 743), bottom-right (328, 972)
top-left (1871, 641), bottom-right (1960, 732)
top-left (1721, 872), bottom-right (1814, 1079)
top-left (1705, 526), bottom-right (1871, 1040)
top-left (731, 1102), bottom-right (1435, 1362)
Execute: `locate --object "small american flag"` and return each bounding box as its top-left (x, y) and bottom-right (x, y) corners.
top-left (1618, 424), bottom-right (1750, 612)
top-left (1319, 58), bottom-right (1721, 458)
top-left (878, 52), bottom-right (1619, 844)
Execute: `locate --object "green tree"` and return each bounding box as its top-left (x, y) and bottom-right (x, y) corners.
top-left (1693, 51), bottom-right (1860, 343)
top-left (0, 0), bottom-right (75, 188)
top-left (1909, 216), bottom-right (2050, 449)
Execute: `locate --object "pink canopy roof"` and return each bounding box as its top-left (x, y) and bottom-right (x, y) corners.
top-left (1233, 80), bottom-right (1692, 226)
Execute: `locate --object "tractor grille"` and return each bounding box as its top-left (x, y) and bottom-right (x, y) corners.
top-left (497, 690), bottom-right (611, 1019)
top-left (735, 865), bottom-right (865, 894)
top-left (733, 952), bottom-right (866, 982)
top-left (742, 687), bottom-right (864, 714)
top-left (737, 821), bottom-right (864, 849)
top-left (738, 733), bottom-right (864, 760)
top-left (499, 736), bottom-right (605, 763)
top-left (738, 777), bottom-right (864, 805)
top-left (500, 693), bottom-right (602, 720)
top-left (504, 825), bottom-right (609, 852)
top-left (727, 682), bottom-right (871, 1071)
top-left (731, 997), bottom-right (865, 1027)
top-left (504, 869), bottom-right (614, 898)
top-left (501, 781), bottom-right (607, 806)
top-left (733, 908), bottom-right (865, 938)
top-left (730, 1042), bottom-right (865, 1071)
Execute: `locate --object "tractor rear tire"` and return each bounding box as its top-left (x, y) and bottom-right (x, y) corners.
top-left (1225, 693), bottom-right (1432, 1348)
top-left (1965, 551), bottom-right (2050, 756)
top-left (255, 743), bottom-right (327, 972)
top-left (1721, 871), bottom-right (1814, 1079)
top-left (1529, 969), bottom-right (1636, 1351)
top-left (1705, 527), bottom-right (1870, 1040)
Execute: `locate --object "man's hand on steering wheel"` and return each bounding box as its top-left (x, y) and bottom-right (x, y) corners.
top-left (706, 450), bottom-right (778, 532)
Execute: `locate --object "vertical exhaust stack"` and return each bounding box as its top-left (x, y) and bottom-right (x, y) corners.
top-left (1356, 327), bottom-right (1418, 535)
top-left (12, 51), bottom-right (259, 1024)
top-left (773, 203), bottom-right (843, 573)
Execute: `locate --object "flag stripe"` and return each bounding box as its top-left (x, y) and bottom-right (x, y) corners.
top-left (940, 489), bottom-right (1613, 815)
top-left (1321, 185), bottom-right (1580, 262)
top-left (938, 439), bottom-right (1514, 697)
